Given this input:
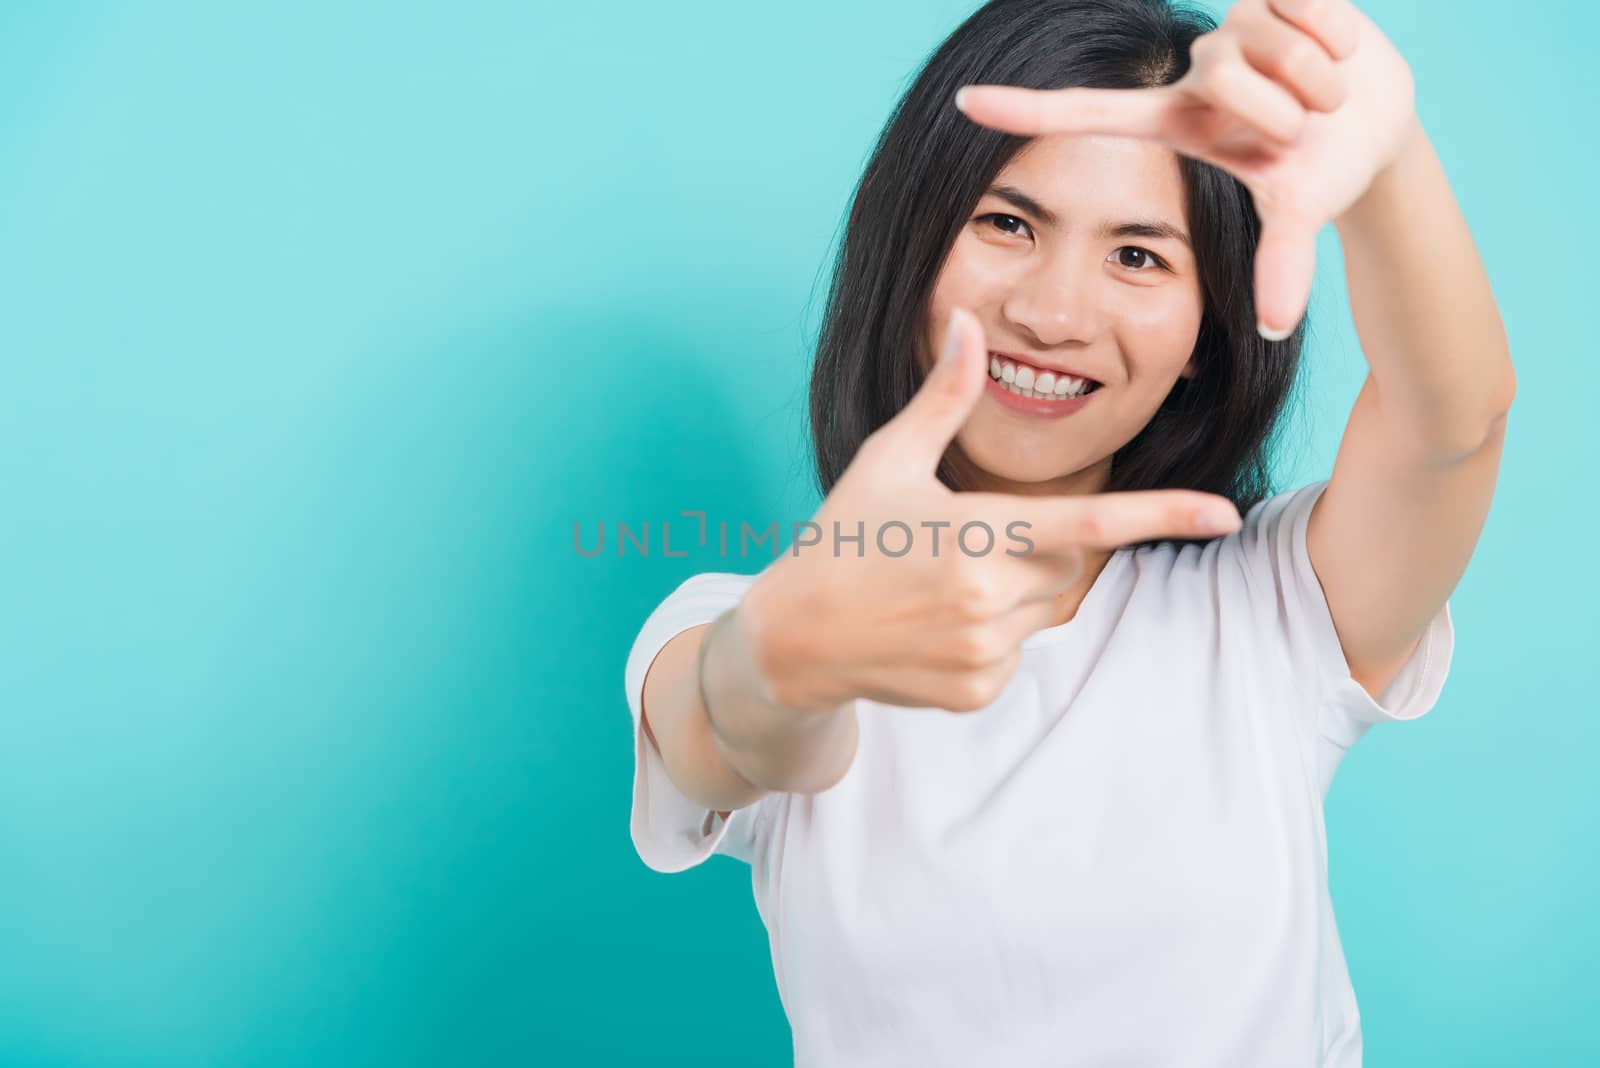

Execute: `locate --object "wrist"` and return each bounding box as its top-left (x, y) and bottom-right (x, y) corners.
top-left (698, 608), bottom-right (764, 791)
top-left (1335, 112), bottom-right (1429, 237)
top-left (740, 561), bottom-right (845, 715)
top-left (700, 599), bottom-right (860, 795)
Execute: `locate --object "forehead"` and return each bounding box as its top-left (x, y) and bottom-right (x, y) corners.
top-left (992, 133), bottom-right (1186, 216)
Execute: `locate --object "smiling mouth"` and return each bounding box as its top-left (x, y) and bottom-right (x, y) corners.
top-left (988, 352), bottom-right (1102, 400)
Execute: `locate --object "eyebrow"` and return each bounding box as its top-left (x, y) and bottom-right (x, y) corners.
top-left (986, 183), bottom-right (1192, 249)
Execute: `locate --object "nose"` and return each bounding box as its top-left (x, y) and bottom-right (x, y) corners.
top-left (1000, 250), bottom-right (1103, 346)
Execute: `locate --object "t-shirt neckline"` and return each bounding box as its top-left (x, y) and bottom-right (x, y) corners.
top-left (1019, 546), bottom-right (1130, 650)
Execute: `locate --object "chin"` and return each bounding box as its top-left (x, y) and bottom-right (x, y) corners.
top-left (964, 445), bottom-right (1086, 487)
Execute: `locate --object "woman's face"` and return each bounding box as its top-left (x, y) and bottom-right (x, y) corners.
top-left (923, 133), bottom-right (1206, 497)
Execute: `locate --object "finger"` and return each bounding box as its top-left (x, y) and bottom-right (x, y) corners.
top-left (1193, 53), bottom-right (1307, 145)
top-left (867, 306), bottom-right (988, 475)
top-left (955, 84), bottom-right (1177, 140)
top-left (992, 543), bottom-right (1081, 607)
top-left (1267, 0), bottom-right (1362, 62)
top-left (1008, 546), bottom-right (1083, 607)
top-left (1238, 5), bottom-right (1347, 112)
top-left (939, 658), bottom-right (1020, 714)
top-left (852, 661), bottom-right (1015, 713)
top-left (936, 507), bottom-right (1085, 608)
top-left (993, 489), bottom-right (1244, 552)
top-left (994, 594), bottom-right (1067, 647)
top-left (1253, 209), bottom-right (1321, 341)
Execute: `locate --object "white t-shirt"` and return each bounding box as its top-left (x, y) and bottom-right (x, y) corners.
top-left (622, 478), bottom-right (1454, 1068)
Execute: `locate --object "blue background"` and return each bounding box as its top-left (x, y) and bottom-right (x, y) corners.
top-left (2, 1), bottom-right (1594, 1064)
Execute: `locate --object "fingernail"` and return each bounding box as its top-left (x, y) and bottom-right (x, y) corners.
top-left (955, 87), bottom-right (970, 112)
top-left (943, 309), bottom-right (964, 362)
top-left (1195, 504), bottom-right (1241, 534)
top-left (1257, 320), bottom-right (1294, 342)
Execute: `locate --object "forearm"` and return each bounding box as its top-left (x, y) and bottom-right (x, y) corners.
top-left (697, 604), bottom-right (860, 799)
top-left (1333, 114), bottom-right (1517, 460)
top-left (641, 596), bottom-right (859, 814)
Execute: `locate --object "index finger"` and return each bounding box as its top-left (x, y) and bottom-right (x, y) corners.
top-left (981, 488), bottom-right (1244, 551)
top-left (1267, 0), bottom-right (1361, 62)
top-left (954, 84), bottom-right (1178, 140)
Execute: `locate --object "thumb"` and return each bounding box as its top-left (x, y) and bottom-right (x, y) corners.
top-left (1253, 210), bottom-right (1320, 341)
top-left (873, 306), bottom-right (989, 476)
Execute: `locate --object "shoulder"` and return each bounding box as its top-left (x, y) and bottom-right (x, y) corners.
top-left (646, 570), bottom-right (762, 617)
top-left (1208, 479), bottom-right (1328, 590)
top-left (1105, 480), bottom-right (1328, 632)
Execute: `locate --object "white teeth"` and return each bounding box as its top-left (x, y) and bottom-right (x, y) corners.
top-left (988, 354), bottom-right (1098, 399)
top-left (1000, 380), bottom-right (1091, 400)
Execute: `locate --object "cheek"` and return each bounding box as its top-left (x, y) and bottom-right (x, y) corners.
top-left (928, 240), bottom-right (1017, 346)
top-left (1115, 286), bottom-right (1204, 372)
top-left (933, 235), bottom-right (1013, 309)
top-left (926, 240), bottom-right (990, 363)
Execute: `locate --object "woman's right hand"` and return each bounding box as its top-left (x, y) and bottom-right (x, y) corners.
top-left (739, 306), bottom-right (1244, 715)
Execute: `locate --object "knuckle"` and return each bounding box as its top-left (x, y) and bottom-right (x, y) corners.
top-left (954, 656), bottom-right (1019, 712)
top-left (1296, 0), bottom-right (1329, 21)
top-left (1189, 34), bottom-right (1227, 71)
top-left (949, 673), bottom-right (999, 713)
top-left (952, 591), bottom-right (991, 626)
top-left (1207, 60), bottom-right (1248, 99)
top-left (944, 692), bottom-right (979, 714)
top-left (951, 625), bottom-right (1002, 670)
top-left (1226, 2), bottom-right (1265, 34)
top-left (1071, 508), bottom-right (1106, 544)
top-left (949, 568), bottom-right (1001, 622)
top-left (1195, 61), bottom-right (1235, 103)
top-left (988, 651), bottom-right (1022, 686)
top-left (1279, 40), bottom-right (1321, 80)
top-left (1281, 106), bottom-right (1308, 138)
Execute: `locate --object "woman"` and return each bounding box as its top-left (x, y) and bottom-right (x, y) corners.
top-left (624, 0), bottom-right (1514, 1064)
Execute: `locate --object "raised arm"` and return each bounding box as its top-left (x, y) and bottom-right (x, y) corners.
top-left (639, 600), bottom-right (860, 816)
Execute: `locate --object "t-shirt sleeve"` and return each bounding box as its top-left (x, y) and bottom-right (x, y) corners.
top-left (1228, 477), bottom-right (1455, 750)
top-left (623, 570), bottom-right (774, 874)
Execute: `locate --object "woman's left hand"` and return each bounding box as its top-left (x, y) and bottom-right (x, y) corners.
top-left (953, 0), bottom-right (1417, 339)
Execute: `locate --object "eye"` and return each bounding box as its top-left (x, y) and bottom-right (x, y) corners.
top-left (978, 212), bottom-right (1033, 239)
top-left (1108, 246), bottom-right (1169, 273)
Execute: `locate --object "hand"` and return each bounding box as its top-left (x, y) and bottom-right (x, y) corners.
top-left (740, 307), bottom-right (1244, 716)
top-left (953, 0), bottom-right (1418, 340)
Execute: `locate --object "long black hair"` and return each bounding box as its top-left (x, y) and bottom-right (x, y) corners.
top-left (806, 0), bottom-right (1311, 548)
